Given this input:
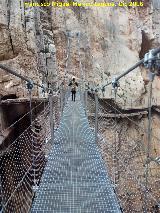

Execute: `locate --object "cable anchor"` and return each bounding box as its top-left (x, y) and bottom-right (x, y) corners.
top-left (144, 49), bottom-right (160, 75)
top-left (101, 86), bottom-right (105, 93)
top-left (41, 83), bottom-right (46, 95)
top-left (26, 80), bottom-right (34, 91)
top-left (112, 77), bottom-right (120, 89)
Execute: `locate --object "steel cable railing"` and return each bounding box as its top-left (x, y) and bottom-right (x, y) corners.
top-left (86, 91), bottom-right (160, 212)
top-left (0, 64), bottom-right (61, 212)
top-left (85, 47), bottom-right (160, 212)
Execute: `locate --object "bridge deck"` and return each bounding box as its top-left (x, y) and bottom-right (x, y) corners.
top-left (31, 96), bottom-right (120, 212)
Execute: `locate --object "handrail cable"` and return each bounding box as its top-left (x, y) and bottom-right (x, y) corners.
top-left (0, 64), bottom-right (53, 93)
top-left (100, 47), bottom-right (160, 91)
top-left (99, 97), bottom-right (160, 149)
top-left (0, 103), bottom-right (49, 157)
top-left (85, 47), bottom-right (160, 91)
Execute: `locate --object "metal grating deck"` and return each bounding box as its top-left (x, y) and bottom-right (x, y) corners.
top-left (31, 95), bottom-right (121, 213)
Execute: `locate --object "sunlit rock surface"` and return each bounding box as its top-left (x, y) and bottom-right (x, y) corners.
top-left (0, 0), bottom-right (160, 105)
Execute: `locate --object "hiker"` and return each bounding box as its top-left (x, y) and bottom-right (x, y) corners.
top-left (69, 77), bottom-right (78, 101)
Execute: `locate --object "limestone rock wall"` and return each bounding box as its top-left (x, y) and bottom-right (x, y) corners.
top-left (0, 0), bottom-right (160, 105)
top-left (51, 0), bottom-right (160, 108)
top-left (0, 0), bottom-right (57, 99)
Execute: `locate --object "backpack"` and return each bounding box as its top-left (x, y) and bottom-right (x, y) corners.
top-left (71, 82), bottom-right (77, 92)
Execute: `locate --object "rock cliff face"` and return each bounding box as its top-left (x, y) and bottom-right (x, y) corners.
top-left (51, 0), bottom-right (160, 108)
top-left (0, 0), bottom-right (57, 99)
top-left (0, 0), bottom-right (160, 106)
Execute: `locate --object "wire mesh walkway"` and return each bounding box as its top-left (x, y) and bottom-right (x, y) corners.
top-left (31, 94), bottom-right (121, 212)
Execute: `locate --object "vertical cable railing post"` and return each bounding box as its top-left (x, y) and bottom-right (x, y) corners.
top-left (64, 35), bottom-right (71, 83)
top-left (85, 89), bottom-right (88, 114)
top-left (77, 31), bottom-right (84, 102)
top-left (27, 81), bottom-right (37, 191)
top-left (49, 93), bottom-right (54, 144)
top-left (147, 72), bottom-right (154, 158)
top-left (144, 71), bottom-right (155, 213)
top-left (113, 87), bottom-right (117, 187)
top-left (143, 48), bottom-right (159, 212)
top-left (112, 78), bottom-right (119, 188)
top-left (60, 83), bottom-right (64, 115)
top-left (95, 90), bottom-right (98, 144)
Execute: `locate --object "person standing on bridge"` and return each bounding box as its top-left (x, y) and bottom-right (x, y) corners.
top-left (69, 77), bottom-right (78, 101)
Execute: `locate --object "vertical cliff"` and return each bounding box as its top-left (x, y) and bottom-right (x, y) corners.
top-left (0, 0), bottom-right (57, 99)
top-left (0, 1), bottom-right (160, 107)
top-left (49, 0), bottom-right (160, 108)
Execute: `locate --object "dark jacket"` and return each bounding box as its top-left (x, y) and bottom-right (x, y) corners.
top-left (69, 81), bottom-right (78, 92)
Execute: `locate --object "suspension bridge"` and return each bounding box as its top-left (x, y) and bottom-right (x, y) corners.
top-left (0, 41), bottom-right (160, 213)
top-left (31, 94), bottom-right (120, 212)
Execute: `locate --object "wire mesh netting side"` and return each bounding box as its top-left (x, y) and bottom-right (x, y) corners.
top-left (86, 93), bottom-right (160, 212)
top-left (0, 96), bottom-right (59, 212)
top-left (86, 93), bottom-right (96, 130)
top-left (101, 113), bottom-right (160, 211)
top-left (53, 94), bottom-right (61, 128)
